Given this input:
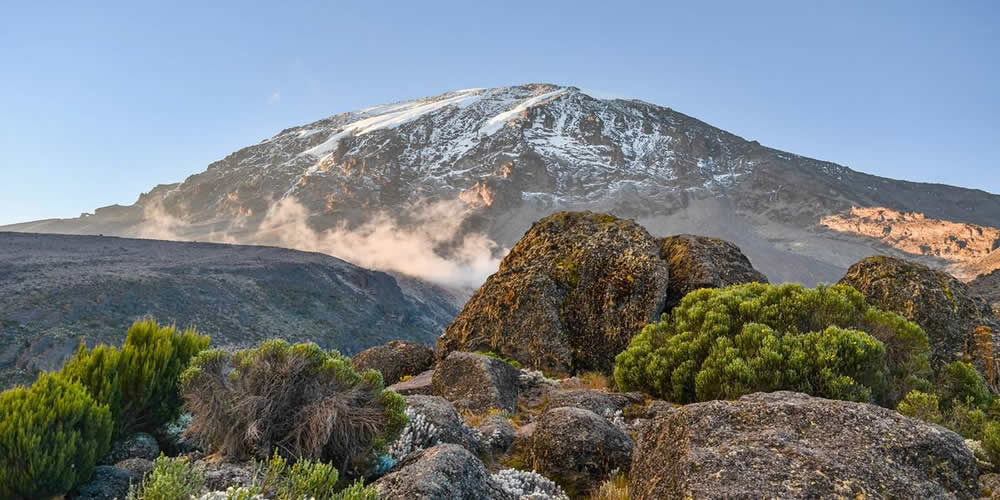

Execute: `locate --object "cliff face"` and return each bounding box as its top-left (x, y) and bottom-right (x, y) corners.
top-left (822, 206), bottom-right (1000, 280)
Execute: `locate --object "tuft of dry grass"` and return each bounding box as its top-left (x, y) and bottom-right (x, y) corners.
top-left (588, 472), bottom-right (630, 500)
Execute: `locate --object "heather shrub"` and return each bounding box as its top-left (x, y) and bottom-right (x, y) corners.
top-left (59, 319), bottom-right (209, 436)
top-left (896, 390), bottom-right (943, 425)
top-left (937, 360), bottom-right (993, 410)
top-left (194, 453), bottom-right (376, 500)
top-left (614, 283), bottom-right (932, 405)
top-left (180, 339), bottom-right (407, 472)
top-left (0, 373), bottom-right (113, 499)
top-left (984, 421), bottom-right (1000, 467)
top-left (126, 455), bottom-right (205, 500)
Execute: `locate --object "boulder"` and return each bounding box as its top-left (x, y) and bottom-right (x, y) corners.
top-left (432, 352), bottom-right (520, 414)
top-left (404, 394), bottom-right (482, 454)
top-left (200, 460), bottom-right (254, 491)
top-left (630, 391), bottom-right (980, 499)
top-left (353, 340), bottom-right (435, 385)
top-left (545, 389), bottom-right (644, 416)
top-left (659, 234), bottom-right (768, 312)
top-left (387, 369), bottom-right (435, 396)
top-left (839, 256), bottom-right (997, 366)
top-left (99, 432), bottom-right (160, 465)
top-left (532, 407), bottom-right (633, 497)
top-left (476, 413), bottom-right (517, 456)
top-left (437, 211), bottom-right (670, 375)
top-left (68, 466), bottom-right (135, 500)
top-left (114, 457), bottom-right (154, 479)
top-left (970, 268), bottom-right (1000, 321)
top-left (374, 443), bottom-right (514, 500)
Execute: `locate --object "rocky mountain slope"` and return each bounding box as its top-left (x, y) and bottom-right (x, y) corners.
top-left (822, 206), bottom-right (1000, 280)
top-left (0, 232), bottom-right (461, 389)
top-left (6, 83), bottom-right (1000, 285)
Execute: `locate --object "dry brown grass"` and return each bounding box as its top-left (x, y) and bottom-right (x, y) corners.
top-left (181, 340), bottom-right (405, 471)
top-left (588, 473), bottom-right (630, 500)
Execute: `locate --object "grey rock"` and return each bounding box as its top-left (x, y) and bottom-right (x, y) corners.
top-left (432, 352), bottom-right (520, 414)
top-left (404, 394), bottom-right (482, 455)
top-left (545, 389), bottom-right (644, 416)
top-left (200, 460), bottom-right (253, 491)
top-left (659, 234), bottom-right (769, 313)
top-left (113, 458), bottom-right (154, 479)
top-left (531, 406), bottom-right (633, 496)
top-left (476, 414), bottom-right (516, 456)
top-left (374, 443), bottom-right (514, 500)
top-left (100, 432), bottom-right (159, 465)
top-left (630, 391), bottom-right (980, 499)
top-left (353, 340), bottom-right (435, 385)
top-left (69, 466), bottom-right (135, 500)
top-left (387, 369), bottom-right (434, 396)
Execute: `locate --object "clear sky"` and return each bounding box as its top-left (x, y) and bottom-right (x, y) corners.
top-left (1, 1), bottom-right (997, 226)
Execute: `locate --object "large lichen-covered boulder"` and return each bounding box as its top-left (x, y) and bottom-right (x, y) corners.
top-left (659, 234), bottom-right (768, 313)
top-left (839, 256), bottom-right (997, 366)
top-left (352, 340), bottom-right (435, 385)
top-left (374, 443), bottom-right (514, 500)
top-left (630, 391), bottom-right (980, 499)
top-left (432, 352), bottom-right (520, 414)
top-left (532, 406), bottom-right (633, 497)
top-left (437, 211), bottom-right (670, 375)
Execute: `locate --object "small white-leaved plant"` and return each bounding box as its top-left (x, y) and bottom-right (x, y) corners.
top-left (492, 468), bottom-right (569, 500)
top-left (388, 407), bottom-right (440, 460)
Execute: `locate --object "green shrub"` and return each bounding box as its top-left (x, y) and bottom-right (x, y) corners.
top-left (896, 390), bottom-right (943, 425)
top-left (945, 401), bottom-right (989, 440)
top-left (0, 373), bottom-right (113, 499)
top-left (181, 339), bottom-right (407, 472)
top-left (59, 319), bottom-right (210, 436)
top-left (126, 455), bottom-right (205, 500)
top-left (938, 361), bottom-right (993, 410)
top-left (983, 421), bottom-right (1000, 467)
top-left (614, 283), bottom-right (932, 405)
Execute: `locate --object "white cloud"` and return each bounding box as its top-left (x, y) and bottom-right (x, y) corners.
top-left (268, 91), bottom-right (281, 104)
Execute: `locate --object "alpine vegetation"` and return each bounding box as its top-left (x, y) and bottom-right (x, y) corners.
top-left (179, 339), bottom-right (407, 472)
top-left (387, 407), bottom-right (440, 460)
top-left (492, 468), bottom-right (570, 500)
top-left (614, 283), bottom-right (933, 406)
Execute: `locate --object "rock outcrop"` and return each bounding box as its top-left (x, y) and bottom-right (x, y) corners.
top-left (432, 352), bottom-right (521, 414)
top-left (839, 255), bottom-right (997, 365)
top-left (532, 406), bottom-right (634, 496)
top-left (630, 391), bottom-right (980, 499)
top-left (387, 369), bottom-right (434, 396)
top-left (68, 466), bottom-right (135, 500)
top-left (971, 269), bottom-right (1000, 320)
top-left (659, 234), bottom-right (768, 313)
top-left (352, 340), bottom-right (435, 385)
top-left (437, 212), bottom-right (669, 375)
top-left (374, 444), bottom-right (514, 500)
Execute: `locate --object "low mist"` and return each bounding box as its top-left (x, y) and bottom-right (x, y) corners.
top-left (137, 197), bottom-right (505, 289)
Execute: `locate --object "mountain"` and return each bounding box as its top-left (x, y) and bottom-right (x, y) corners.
top-left (6, 83), bottom-right (1000, 284)
top-left (0, 231), bottom-right (462, 389)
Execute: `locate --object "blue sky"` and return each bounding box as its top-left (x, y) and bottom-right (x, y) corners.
top-left (1, 0), bottom-right (997, 226)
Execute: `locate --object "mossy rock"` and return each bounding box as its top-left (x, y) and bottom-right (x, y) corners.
top-left (659, 234), bottom-right (769, 313)
top-left (437, 211), bottom-right (669, 375)
top-left (839, 256), bottom-right (998, 367)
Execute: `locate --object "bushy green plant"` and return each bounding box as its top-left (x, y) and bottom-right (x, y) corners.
top-left (938, 361), bottom-right (993, 410)
top-left (614, 283), bottom-right (932, 405)
top-left (946, 400), bottom-right (989, 440)
top-left (126, 455), bottom-right (205, 500)
top-left (983, 421), bottom-right (1000, 467)
top-left (181, 339), bottom-right (407, 472)
top-left (58, 319), bottom-right (209, 436)
top-left (896, 390), bottom-right (943, 425)
top-left (0, 373), bottom-right (113, 499)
